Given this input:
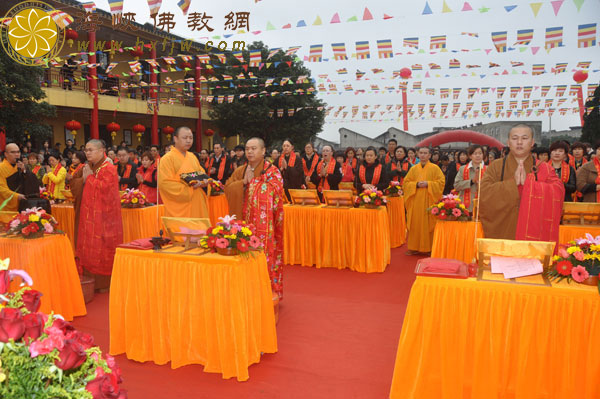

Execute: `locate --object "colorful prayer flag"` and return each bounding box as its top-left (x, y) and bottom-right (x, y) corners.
top-left (356, 70), bottom-right (366, 79)
top-left (147, 0), bottom-right (161, 16)
top-left (449, 59), bottom-right (460, 69)
top-left (452, 88), bottom-right (461, 99)
top-left (128, 61), bottom-right (141, 73)
top-left (497, 87), bottom-right (506, 98)
top-left (555, 85), bottom-right (567, 96)
top-left (510, 61), bottom-right (524, 67)
top-left (177, 0), bottom-right (191, 15)
top-left (523, 86), bottom-right (533, 98)
top-left (578, 24), bottom-right (597, 48)
top-left (429, 63), bottom-right (441, 70)
top-left (377, 39), bottom-right (393, 59)
top-left (336, 68), bottom-right (347, 74)
top-left (553, 62), bottom-right (567, 73)
top-left (403, 37), bottom-right (419, 48)
top-left (267, 48), bottom-right (281, 60)
top-left (532, 64), bottom-right (545, 75)
top-left (540, 86), bottom-right (551, 97)
top-left (196, 54), bottom-right (210, 64)
top-left (468, 88), bottom-right (478, 98)
top-left (577, 61), bottom-right (591, 69)
top-left (411, 64), bottom-right (422, 71)
top-left (308, 44), bottom-right (323, 62)
top-left (461, 32), bottom-right (479, 37)
top-left (440, 88), bottom-right (450, 98)
top-left (49, 10), bottom-right (74, 29)
top-left (285, 46), bottom-right (301, 56)
top-left (491, 31), bottom-right (508, 52)
top-left (82, 1), bottom-right (97, 13)
top-left (514, 29), bottom-right (534, 45)
top-left (331, 43), bottom-right (348, 60)
top-left (545, 26), bottom-right (563, 50)
top-left (249, 50), bottom-right (262, 67)
top-left (588, 83), bottom-right (599, 97)
top-left (510, 87), bottom-right (521, 98)
top-left (355, 41), bottom-right (370, 59)
top-left (107, 0), bottom-right (123, 17)
top-left (430, 35), bottom-right (446, 50)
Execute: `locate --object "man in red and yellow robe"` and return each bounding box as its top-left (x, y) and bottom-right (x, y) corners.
top-left (75, 140), bottom-right (123, 291)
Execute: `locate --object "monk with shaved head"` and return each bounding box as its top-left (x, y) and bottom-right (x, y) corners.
top-left (0, 143), bottom-right (27, 211)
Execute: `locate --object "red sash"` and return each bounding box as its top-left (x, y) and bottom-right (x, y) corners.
top-left (390, 161), bottom-right (409, 183)
top-left (359, 163), bottom-right (382, 186)
top-left (548, 161), bottom-right (570, 183)
top-left (316, 159), bottom-right (336, 190)
top-left (384, 152), bottom-right (392, 164)
top-left (208, 155), bottom-right (227, 180)
top-left (69, 163), bottom-right (84, 176)
top-left (32, 165), bottom-right (41, 175)
top-left (343, 158), bottom-right (357, 170)
top-left (119, 163), bottom-right (133, 191)
top-left (462, 164), bottom-right (486, 209)
top-left (302, 154), bottom-right (319, 177)
top-left (569, 156), bottom-right (588, 170)
top-left (47, 164), bottom-right (63, 194)
top-left (594, 157), bottom-right (600, 202)
top-left (278, 151), bottom-right (296, 169)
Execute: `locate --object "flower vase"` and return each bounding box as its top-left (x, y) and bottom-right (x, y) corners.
top-left (24, 231), bottom-right (44, 239)
top-left (364, 204), bottom-right (379, 209)
top-left (581, 275), bottom-right (599, 287)
top-left (217, 247), bottom-right (240, 256)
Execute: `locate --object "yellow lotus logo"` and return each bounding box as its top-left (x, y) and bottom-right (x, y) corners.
top-left (1, 1), bottom-right (64, 66)
top-left (8, 8), bottom-right (57, 58)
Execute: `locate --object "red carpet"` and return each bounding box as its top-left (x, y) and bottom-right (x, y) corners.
top-left (72, 247), bottom-right (422, 399)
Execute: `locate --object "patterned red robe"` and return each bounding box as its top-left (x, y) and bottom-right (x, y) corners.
top-left (243, 161), bottom-right (284, 299)
top-left (77, 157), bottom-right (123, 275)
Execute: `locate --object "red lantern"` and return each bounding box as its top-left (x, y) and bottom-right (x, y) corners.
top-left (180, 61), bottom-right (192, 69)
top-left (573, 70), bottom-right (588, 84)
top-left (162, 125), bottom-right (174, 141)
top-left (107, 122), bottom-right (121, 141)
top-left (400, 67), bottom-right (412, 79)
top-left (65, 29), bottom-right (78, 47)
top-left (65, 120), bottom-right (82, 137)
top-left (132, 123), bottom-right (146, 142)
top-left (204, 128), bottom-right (215, 137)
top-left (130, 46), bottom-right (144, 59)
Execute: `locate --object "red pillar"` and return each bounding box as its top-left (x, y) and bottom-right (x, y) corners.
top-left (195, 57), bottom-right (203, 152)
top-left (88, 32), bottom-right (99, 139)
top-left (576, 86), bottom-right (585, 127)
top-left (401, 86), bottom-right (409, 132)
top-left (150, 47), bottom-right (158, 145)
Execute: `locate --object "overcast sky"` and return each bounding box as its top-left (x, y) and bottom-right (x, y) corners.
top-left (82, 0), bottom-right (599, 142)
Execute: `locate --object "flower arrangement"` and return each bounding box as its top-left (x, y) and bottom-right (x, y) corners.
top-left (120, 189), bottom-right (147, 208)
top-left (207, 179), bottom-right (225, 196)
top-left (39, 187), bottom-right (54, 203)
top-left (0, 259), bottom-right (127, 399)
top-left (7, 208), bottom-right (60, 239)
top-left (200, 215), bottom-right (262, 256)
top-left (355, 189), bottom-right (387, 208)
top-left (546, 234), bottom-right (600, 293)
top-left (385, 181), bottom-right (402, 197)
top-left (427, 193), bottom-right (470, 221)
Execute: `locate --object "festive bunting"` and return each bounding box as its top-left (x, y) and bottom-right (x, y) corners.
top-left (504, 5), bottom-right (518, 12)
top-left (491, 31), bottom-right (508, 52)
top-left (49, 10), bottom-right (74, 29)
top-left (497, 87), bottom-right (506, 98)
top-left (510, 61), bottom-right (524, 67)
top-left (81, 1), bottom-right (97, 13)
top-left (128, 61), bottom-right (141, 73)
top-left (577, 61), bottom-right (591, 69)
top-left (429, 63), bottom-right (441, 70)
top-left (442, 0), bottom-right (453, 12)
top-left (331, 43), bottom-right (348, 60)
top-left (355, 41), bottom-right (370, 59)
top-left (578, 23), bottom-right (597, 48)
top-left (573, 0), bottom-right (584, 12)
top-left (532, 64), bottom-right (545, 75)
top-left (296, 20), bottom-right (307, 28)
top-left (462, 2), bottom-right (473, 11)
top-left (589, 83), bottom-right (599, 96)
top-left (377, 39), bottom-right (393, 58)
top-left (330, 13), bottom-right (341, 23)
top-left (356, 70), bottom-right (366, 79)
top-left (336, 68), bottom-right (347, 74)
top-left (529, 2), bottom-right (543, 17)
top-left (545, 26), bottom-right (563, 50)
top-left (553, 62), bottom-right (567, 73)
top-left (515, 29), bottom-right (534, 45)
top-left (422, 1), bottom-right (433, 15)
top-left (452, 88), bottom-right (461, 99)
top-left (411, 64), bottom-right (423, 71)
top-left (363, 7), bottom-right (373, 20)
top-left (403, 37), bottom-right (419, 48)
top-left (555, 85), bottom-right (567, 96)
top-left (249, 50), bottom-right (262, 67)
top-left (449, 59), bottom-right (460, 69)
top-left (440, 88), bottom-right (450, 98)
top-left (308, 44), bottom-right (323, 62)
top-left (267, 48), bottom-right (281, 60)
top-left (147, 0), bottom-right (161, 16)
top-left (551, 0), bottom-right (564, 15)
top-left (177, 0), bottom-right (191, 15)
top-left (285, 46), bottom-right (301, 56)
top-left (430, 35), bottom-right (446, 50)
top-left (107, 0), bottom-right (123, 18)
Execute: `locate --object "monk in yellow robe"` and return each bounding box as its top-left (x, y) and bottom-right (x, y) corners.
top-left (403, 147), bottom-right (445, 255)
top-left (0, 144), bottom-right (26, 212)
top-left (158, 126), bottom-right (209, 218)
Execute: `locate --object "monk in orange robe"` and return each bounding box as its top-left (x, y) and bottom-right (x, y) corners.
top-left (480, 124), bottom-right (564, 241)
top-left (0, 144), bottom-right (26, 212)
top-left (76, 139), bottom-right (123, 291)
top-left (158, 127), bottom-right (209, 218)
top-left (403, 147), bottom-right (445, 255)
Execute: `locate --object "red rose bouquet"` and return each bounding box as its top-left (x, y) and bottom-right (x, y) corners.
top-left (385, 181), bottom-right (402, 197)
top-left (546, 234), bottom-right (600, 293)
top-left (120, 189), bottom-right (147, 208)
top-left (200, 215), bottom-right (262, 256)
top-left (427, 192), bottom-right (470, 221)
top-left (355, 189), bottom-right (387, 208)
top-left (0, 258), bottom-right (127, 398)
top-left (7, 207), bottom-right (60, 239)
top-left (207, 179), bottom-right (225, 196)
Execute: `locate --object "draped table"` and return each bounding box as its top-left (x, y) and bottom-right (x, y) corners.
top-left (109, 247), bottom-right (277, 381)
top-left (207, 194), bottom-right (230, 225)
top-left (51, 204), bottom-right (165, 247)
top-left (558, 225), bottom-right (600, 244)
top-left (389, 275), bottom-right (600, 399)
top-left (431, 220), bottom-right (484, 263)
top-left (283, 205), bottom-right (391, 273)
top-left (386, 196), bottom-right (406, 248)
top-left (0, 234), bottom-right (86, 321)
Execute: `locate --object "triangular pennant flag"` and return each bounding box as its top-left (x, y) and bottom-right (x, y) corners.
top-left (266, 21), bottom-right (276, 30)
top-left (347, 16), bottom-right (358, 22)
top-left (282, 23), bottom-right (291, 29)
top-left (422, 1), bottom-right (433, 14)
top-left (519, 47), bottom-right (527, 52)
top-left (313, 16), bottom-right (322, 25)
top-left (530, 2), bottom-right (543, 16)
top-left (296, 20), bottom-right (306, 27)
top-left (442, 0), bottom-right (453, 12)
top-left (504, 5), bottom-right (517, 12)
top-left (363, 7), bottom-right (373, 20)
top-left (479, 6), bottom-right (490, 12)
top-left (383, 13), bottom-right (393, 19)
top-left (462, 2), bottom-right (473, 11)
top-left (531, 46), bottom-right (540, 54)
top-left (551, 0), bottom-right (564, 15)
top-left (330, 13), bottom-right (341, 23)
top-left (573, 0), bottom-right (584, 11)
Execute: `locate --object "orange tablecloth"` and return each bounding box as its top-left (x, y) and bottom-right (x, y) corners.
top-left (431, 220), bottom-right (484, 263)
top-left (390, 276), bottom-right (600, 399)
top-left (109, 248), bottom-right (277, 381)
top-left (0, 234), bottom-right (86, 321)
top-left (283, 205), bottom-right (391, 273)
top-left (386, 196), bottom-right (406, 248)
top-left (208, 194), bottom-right (230, 225)
top-left (558, 225), bottom-right (600, 244)
top-left (52, 204), bottom-right (165, 246)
